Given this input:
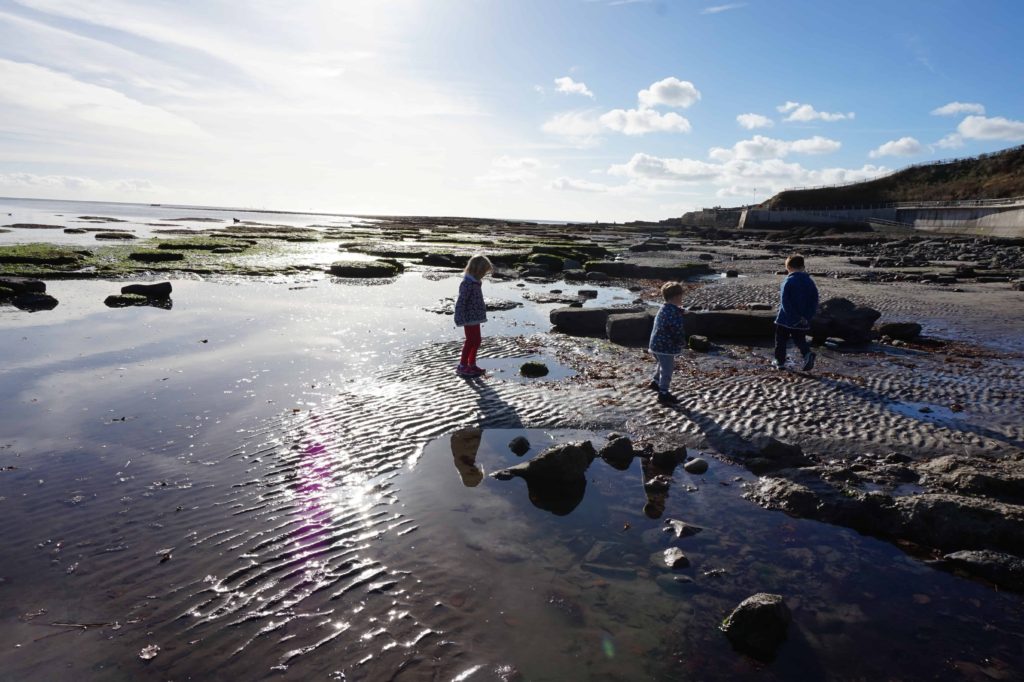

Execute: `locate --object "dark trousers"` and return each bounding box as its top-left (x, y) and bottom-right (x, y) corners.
top-left (774, 324), bottom-right (810, 364)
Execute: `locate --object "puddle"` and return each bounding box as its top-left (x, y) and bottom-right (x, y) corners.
top-left (387, 429), bottom-right (1024, 681)
top-left (886, 400), bottom-right (965, 423)
top-left (473, 355), bottom-right (575, 383)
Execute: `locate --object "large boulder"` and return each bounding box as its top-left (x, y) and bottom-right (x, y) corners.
top-left (11, 292), bottom-right (58, 312)
top-left (584, 260), bottom-right (711, 280)
top-left (328, 259), bottom-right (402, 278)
top-left (121, 282), bottom-right (173, 299)
top-left (492, 441), bottom-right (597, 483)
top-left (550, 305), bottom-right (645, 337)
top-left (606, 309), bottom-right (655, 346)
top-left (811, 297), bottom-right (881, 345)
top-left (682, 310), bottom-right (776, 339)
top-left (878, 322), bottom-right (922, 341)
top-left (720, 593), bottom-right (792, 661)
top-left (0, 277), bottom-right (46, 295)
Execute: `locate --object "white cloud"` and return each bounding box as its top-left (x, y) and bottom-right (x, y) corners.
top-left (931, 101), bottom-right (985, 117)
top-left (548, 177), bottom-right (609, 193)
top-left (701, 3), bottom-right (747, 14)
top-left (638, 77), bottom-right (701, 109)
top-left (709, 135), bottom-right (841, 161)
top-left (0, 58), bottom-right (204, 137)
top-left (608, 152), bottom-right (887, 194)
top-left (599, 108), bottom-right (691, 135)
top-left (736, 113), bottom-right (774, 130)
top-left (869, 136), bottom-right (925, 158)
top-left (957, 115), bottom-right (1024, 142)
top-left (541, 110), bottom-right (604, 145)
top-left (934, 133), bottom-right (965, 150)
top-left (554, 76), bottom-right (594, 98)
top-left (0, 171), bottom-right (160, 193)
top-left (475, 156), bottom-right (546, 187)
top-left (777, 101), bottom-right (854, 122)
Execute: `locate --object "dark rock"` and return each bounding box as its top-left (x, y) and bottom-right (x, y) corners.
top-left (649, 443), bottom-right (687, 469)
top-left (420, 253), bottom-right (462, 268)
top-left (687, 335), bottom-right (711, 352)
top-left (577, 289), bottom-right (598, 298)
top-left (811, 297), bottom-right (881, 345)
top-left (663, 547), bottom-right (690, 569)
top-left (893, 493), bottom-right (1024, 553)
top-left (644, 474), bottom-right (672, 492)
top-left (939, 550), bottom-right (1024, 591)
top-left (212, 247), bottom-right (246, 254)
top-left (720, 593), bottom-right (791, 661)
top-left (11, 292), bottom-right (58, 312)
top-left (508, 436), bottom-right (531, 456)
top-left (562, 269), bottom-right (587, 281)
top-left (493, 441), bottom-right (596, 483)
top-left (94, 231), bottom-right (136, 240)
top-left (878, 322), bottom-right (922, 340)
top-left (584, 260), bottom-right (710, 280)
top-left (914, 455), bottom-right (1024, 504)
top-left (520, 361), bottom-right (549, 378)
top-left (586, 271), bottom-right (610, 282)
top-left (104, 293), bottom-right (153, 308)
top-left (606, 309), bottom-right (655, 346)
top-left (0, 277), bottom-right (46, 295)
top-left (737, 436), bottom-right (811, 474)
top-left (599, 435), bottom-right (634, 469)
top-left (682, 310), bottom-right (776, 339)
top-left (683, 458), bottom-right (708, 474)
top-left (63, 228), bottom-right (88, 234)
top-left (129, 251), bottom-right (184, 262)
top-left (550, 305), bottom-right (645, 336)
top-left (328, 259), bottom-right (401, 278)
top-left (121, 282), bottom-right (173, 299)
top-left (698, 253), bottom-right (714, 261)
top-left (725, 270), bottom-right (739, 277)
top-left (528, 253), bottom-right (563, 271)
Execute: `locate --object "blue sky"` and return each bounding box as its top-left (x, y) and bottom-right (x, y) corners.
top-left (0, 0), bottom-right (1022, 221)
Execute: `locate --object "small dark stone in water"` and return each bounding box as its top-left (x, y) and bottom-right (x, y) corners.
top-left (726, 270), bottom-right (739, 277)
top-left (663, 547), bottom-right (690, 569)
top-left (684, 458), bottom-right (709, 475)
top-left (720, 593), bottom-right (791, 661)
top-left (122, 282), bottom-right (172, 299)
top-left (11, 292), bottom-right (58, 312)
top-left (508, 436), bottom-right (530, 456)
top-left (520, 361), bottom-right (549, 378)
top-left (663, 519), bottom-right (703, 538)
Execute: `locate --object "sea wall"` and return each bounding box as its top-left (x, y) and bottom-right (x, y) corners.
top-left (740, 205), bottom-right (1024, 237)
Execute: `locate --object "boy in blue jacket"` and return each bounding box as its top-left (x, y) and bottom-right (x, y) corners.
top-left (648, 281), bottom-right (687, 405)
top-left (774, 254), bottom-right (819, 371)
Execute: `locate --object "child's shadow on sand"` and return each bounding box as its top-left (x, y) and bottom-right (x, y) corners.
top-left (462, 375), bottom-right (525, 430)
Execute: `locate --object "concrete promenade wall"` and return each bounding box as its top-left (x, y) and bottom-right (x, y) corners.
top-left (740, 205), bottom-right (1024, 237)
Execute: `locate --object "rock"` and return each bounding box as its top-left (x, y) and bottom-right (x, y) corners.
top-left (698, 253), bottom-right (714, 261)
top-left (939, 550), bottom-right (1024, 592)
top-left (520, 361), bottom-right (549, 378)
top-left (584, 260), bottom-right (710, 280)
top-left (725, 270), bottom-right (739, 277)
top-left (550, 305), bottom-right (645, 336)
top-left (562, 258), bottom-right (582, 270)
top-left (599, 435), bottom-right (634, 469)
top-left (586, 271), bottom-right (610, 282)
top-left (811, 297), bottom-right (882, 345)
top-left (663, 518), bottom-right (703, 538)
top-left (913, 455), bottom-right (1024, 503)
top-left (683, 458), bottom-right (708, 474)
top-left (878, 322), bottom-right (922, 341)
top-left (682, 310), bottom-right (776, 339)
top-left (129, 251), bottom-right (184, 262)
top-left (63, 228), bottom-right (88, 234)
top-left (104, 293), bottom-right (153, 308)
top-left (687, 335), bottom-right (711, 352)
top-left (508, 436), bottom-right (531, 456)
top-left (720, 593), bottom-right (791, 661)
top-left (735, 436), bottom-right (810, 474)
top-left (211, 246), bottom-right (246, 254)
top-left (577, 289), bottom-right (598, 298)
top-left (606, 309), bottom-right (655, 346)
top-left (492, 441), bottom-right (596, 483)
top-left (328, 259), bottom-right (402, 278)
top-left (11, 292), bottom-right (58, 312)
top-left (562, 269), bottom-right (587, 281)
top-left (528, 253), bottom-right (563, 271)
top-left (893, 493), bottom-right (1024, 553)
top-left (121, 282), bottom-right (173, 299)
top-left (644, 474), bottom-right (673, 492)
top-left (94, 231), bottom-right (136, 240)
top-left (663, 547), bottom-right (690, 569)
top-left (0, 277), bottom-right (46, 295)
top-left (420, 253), bottom-right (462, 268)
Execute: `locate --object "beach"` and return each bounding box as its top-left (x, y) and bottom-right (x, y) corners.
top-left (1, 197), bottom-right (1023, 680)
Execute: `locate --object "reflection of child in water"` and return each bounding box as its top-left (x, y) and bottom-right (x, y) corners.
top-left (641, 455), bottom-right (679, 519)
top-left (450, 428), bottom-right (484, 487)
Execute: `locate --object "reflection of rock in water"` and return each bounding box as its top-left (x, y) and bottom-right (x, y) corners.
top-left (526, 476), bottom-right (586, 516)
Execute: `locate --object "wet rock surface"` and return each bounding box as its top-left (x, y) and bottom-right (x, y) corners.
top-left (720, 593), bottom-right (792, 661)
top-left (492, 440), bottom-right (597, 483)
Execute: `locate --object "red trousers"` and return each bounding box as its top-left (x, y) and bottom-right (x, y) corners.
top-left (460, 324), bottom-right (481, 366)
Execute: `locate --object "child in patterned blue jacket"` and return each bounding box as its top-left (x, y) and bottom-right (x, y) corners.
top-left (648, 281), bottom-right (687, 405)
top-left (453, 255), bottom-right (493, 377)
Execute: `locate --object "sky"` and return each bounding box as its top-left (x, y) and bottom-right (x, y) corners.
top-left (0, 0), bottom-right (1022, 222)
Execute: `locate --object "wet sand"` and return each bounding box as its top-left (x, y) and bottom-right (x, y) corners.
top-left (2, 200), bottom-right (1023, 680)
